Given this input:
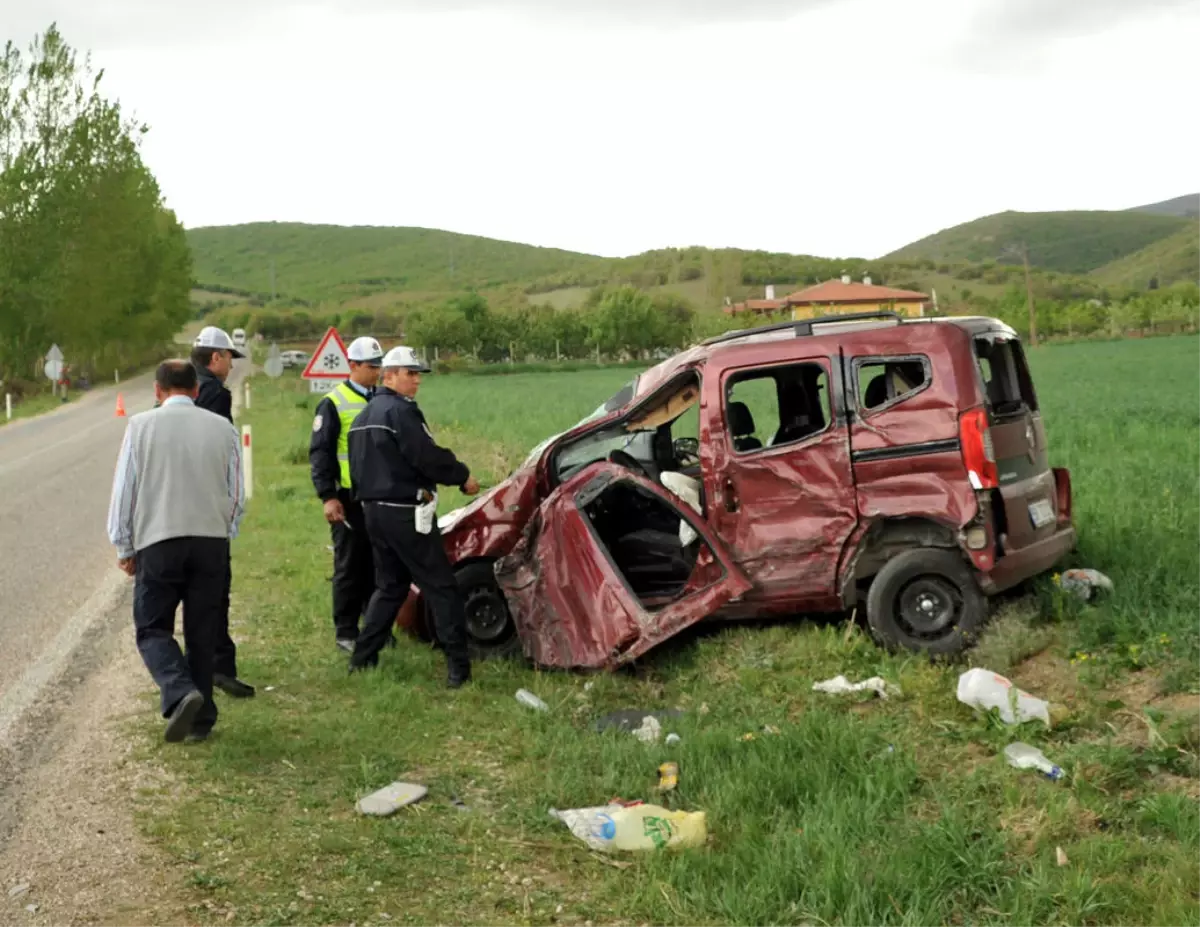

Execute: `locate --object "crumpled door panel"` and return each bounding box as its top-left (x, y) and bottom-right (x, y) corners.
top-left (495, 464), bottom-right (751, 670)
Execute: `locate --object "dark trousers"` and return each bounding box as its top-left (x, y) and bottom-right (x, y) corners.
top-left (213, 549), bottom-right (238, 678)
top-left (134, 537), bottom-right (229, 734)
top-left (331, 491), bottom-right (376, 640)
top-left (352, 503), bottom-right (469, 672)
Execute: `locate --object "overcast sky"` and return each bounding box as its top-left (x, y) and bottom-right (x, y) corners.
top-left (7, 0), bottom-right (1198, 258)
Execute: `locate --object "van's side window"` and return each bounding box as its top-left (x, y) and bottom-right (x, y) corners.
top-left (855, 356), bottom-right (931, 412)
top-left (725, 363), bottom-right (830, 453)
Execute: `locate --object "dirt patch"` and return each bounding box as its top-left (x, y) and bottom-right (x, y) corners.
top-left (0, 617), bottom-right (192, 927)
top-left (1009, 647), bottom-right (1084, 707)
top-left (1155, 773), bottom-right (1200, 800)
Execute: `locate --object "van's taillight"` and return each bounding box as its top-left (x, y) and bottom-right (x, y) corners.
top-left (959, 408), bottom-right (998, 490)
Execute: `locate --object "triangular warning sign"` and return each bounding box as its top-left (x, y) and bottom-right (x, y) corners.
top-left (302, 327), bottom-right (351, 379)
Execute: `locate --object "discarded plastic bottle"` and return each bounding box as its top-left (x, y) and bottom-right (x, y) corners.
top-left (956, 667), bottom-right (1051, 725)
top-left (1004, 742), bottom-right (1063, 781)
top-left (515, 688), bottom-right (549, 712)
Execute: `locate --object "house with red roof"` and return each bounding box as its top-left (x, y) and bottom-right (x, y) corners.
top-left (727, 275), bottom-right (929, 320)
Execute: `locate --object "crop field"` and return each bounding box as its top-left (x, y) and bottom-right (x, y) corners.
top-left (133, 335), bottom-right (1198, 926)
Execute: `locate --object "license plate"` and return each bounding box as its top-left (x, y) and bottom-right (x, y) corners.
top-left (1028, 499), bottom-right (1055, 529)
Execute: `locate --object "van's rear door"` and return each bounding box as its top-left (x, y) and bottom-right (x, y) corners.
top-left (972, 333), bottom-right (1060, 553)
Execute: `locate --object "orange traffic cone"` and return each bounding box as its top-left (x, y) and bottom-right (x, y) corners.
top-left (114, 393), bottom-right (126, 417)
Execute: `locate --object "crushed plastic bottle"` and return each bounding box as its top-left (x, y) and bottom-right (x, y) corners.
top-left (956, 667), bottom-right (1051, 725)
top-left (515, 689), bottom-right (549, 712)
top-left (549, 802), bottom-right (707, 852)
top-left (1004, 742), bottom-right (1063, 781)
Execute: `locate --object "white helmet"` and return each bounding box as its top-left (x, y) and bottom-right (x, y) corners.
top-left (381, 345), bottom-right (431, 373)
top-left (193, 325), bottom-right (245, 358)
top-left (347, 336), bottom-right (385, 365)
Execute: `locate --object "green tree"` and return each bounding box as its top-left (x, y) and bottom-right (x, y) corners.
top-left (0, 24), bottom-right (191, 381)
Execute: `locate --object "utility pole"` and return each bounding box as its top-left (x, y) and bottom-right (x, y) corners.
top-left (1021, 242), bottom-right (1038, 347)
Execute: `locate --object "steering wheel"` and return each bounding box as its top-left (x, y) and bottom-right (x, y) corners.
top-left (609, 449), bottom-right (653, 480)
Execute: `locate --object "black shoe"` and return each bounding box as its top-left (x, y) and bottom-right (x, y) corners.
top-left (186, 730), bottom-right (211, 742)
top-left (385, 634), bottom-right (397, 649)
top-left (446, 666), bottom-right (472, 689)
top-left (165, 690), bottom-right (204, 743)
top-left (336, 638), bottom-right (356, 654)
top-left (214, 674), bottom-right (256, 698)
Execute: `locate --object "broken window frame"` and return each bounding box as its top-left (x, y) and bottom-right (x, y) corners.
top-left (851, 353), bottom-right (933, 417)
top-left (549, 372), bottom-right (703, 486)
top-left (973, 336), bottom-right (1040, 417)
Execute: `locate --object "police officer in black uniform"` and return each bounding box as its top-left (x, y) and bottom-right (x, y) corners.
top-left (189, 325), bottom-right (255, 699)
top-left (347, 345), bottom-right (480, 687)
top-left (309, 336), bottom-right (385, 652)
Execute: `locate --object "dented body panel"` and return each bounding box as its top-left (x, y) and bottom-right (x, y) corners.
top-left (700, 347), bottom-right (857, 616)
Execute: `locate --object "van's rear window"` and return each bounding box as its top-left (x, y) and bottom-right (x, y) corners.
top-left (974, 338), bottom-right (1039, 415)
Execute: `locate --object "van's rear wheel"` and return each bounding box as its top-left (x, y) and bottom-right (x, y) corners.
top-left (456, 562), bottom-right (520, 659)
top-left (865, 549), bottom-right (986, 655)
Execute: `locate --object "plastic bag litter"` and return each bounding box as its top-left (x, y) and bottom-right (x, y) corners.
top-left (957, 668), bottom-right (1050, 725)
top-left (593, 709), bottom-right (682, 734)
top-left (632, 715), bottom-right (662, 743)
top-left (549, 802), bottom-right (707, 852)
top-left (1059, 568), bottom-right (1114, 601)
top-left (812, 674), bottom-right (899, 699)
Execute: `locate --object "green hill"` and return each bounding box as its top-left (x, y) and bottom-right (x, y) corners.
top-left (185, 223), bottom-right (895, 309)
top-left (186, 221), bottom-right (1124, 321)
top-left (185, 222), bottom-right (608, 303)
top-left (1129, 194), bottom-right (1199, 219)
top-left (884, 209), bottom-right (1188, 274)
top-left (1091, 223), bottom-right (1199, 290)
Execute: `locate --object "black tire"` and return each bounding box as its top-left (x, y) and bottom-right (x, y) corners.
top-left (455, 561), bottom-right (521, 660)
top-left (865, 548), bottom-right (987, 655)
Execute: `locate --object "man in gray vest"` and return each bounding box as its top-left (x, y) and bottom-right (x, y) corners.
top-left (106, 360), bottom-right (246, 742)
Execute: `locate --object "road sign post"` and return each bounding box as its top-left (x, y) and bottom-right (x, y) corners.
top-left (44, 344), bottom-right (64, 397)
top-left (301, 327), bottom-right (350, 394)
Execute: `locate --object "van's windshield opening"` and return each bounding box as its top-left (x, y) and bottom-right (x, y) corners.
top-left (974, 337), bottom-right (1038, 416)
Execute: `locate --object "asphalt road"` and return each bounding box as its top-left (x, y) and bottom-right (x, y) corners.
top-left (0, 361), bottom-right (248, 742)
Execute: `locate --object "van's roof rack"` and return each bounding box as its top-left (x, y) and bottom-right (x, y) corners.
top-left (701, 311), bottom-right (904, 347)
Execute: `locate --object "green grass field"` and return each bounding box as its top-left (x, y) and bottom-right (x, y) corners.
top-left (132, 336), bottom-right (1199, 926)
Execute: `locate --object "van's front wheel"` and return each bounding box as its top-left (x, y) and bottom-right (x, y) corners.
top-left (456, 562), bottom-right (521, 660)
top-left (865, 549), bottom-right (986, 655)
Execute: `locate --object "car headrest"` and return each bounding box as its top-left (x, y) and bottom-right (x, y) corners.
top-left (727, 401), bottom-right (755, 437)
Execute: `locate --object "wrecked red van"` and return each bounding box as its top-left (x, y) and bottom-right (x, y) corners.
top-left (397, 312), bottom-right (1076, 669)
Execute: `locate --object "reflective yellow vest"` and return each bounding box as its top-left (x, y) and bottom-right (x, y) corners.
top-left (327, 381), bottom-right (369, 488)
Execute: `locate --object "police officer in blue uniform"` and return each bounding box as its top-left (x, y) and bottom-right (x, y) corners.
top-left (347, 346), bottom-right (480, 687)
top-left (309, 336), bottom-right (384, 651)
